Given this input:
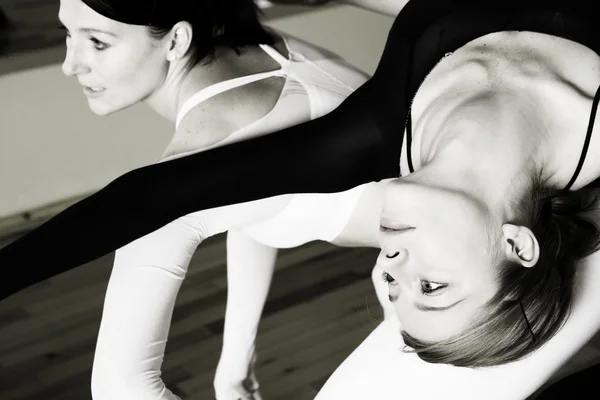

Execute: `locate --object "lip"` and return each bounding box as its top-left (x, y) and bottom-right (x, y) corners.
top-left (82, 86), bottom-right (105, 98)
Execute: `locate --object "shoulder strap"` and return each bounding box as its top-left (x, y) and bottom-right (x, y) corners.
top-left (175, 44), bottom-right (290, 128)
top-left (564, 84), bottom-right (600, 191)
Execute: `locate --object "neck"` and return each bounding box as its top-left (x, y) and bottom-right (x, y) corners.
top-left (409, 91), bottom-right (549, 219)
top-left (143, 45), bottom-right (260, 125)
top-left (144, 48), bottom-right (236, 124)
top-left (144, 57), bottom-right (197, 123)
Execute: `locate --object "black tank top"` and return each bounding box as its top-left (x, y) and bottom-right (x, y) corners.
top-left (2, 0), bottom-right (600, 300)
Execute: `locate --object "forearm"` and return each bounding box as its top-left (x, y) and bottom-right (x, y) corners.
top-left (221, 229), bottom-right (278, 357)
top-left (91, 219), bottom-right (201, 400)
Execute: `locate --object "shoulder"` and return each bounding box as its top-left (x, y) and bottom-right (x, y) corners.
top-left (163, 77), bottom-right (287, 159)
top-left (241, 182), bottom-right (379, 248)
top-left (284, 35), bottom-right (369, 88)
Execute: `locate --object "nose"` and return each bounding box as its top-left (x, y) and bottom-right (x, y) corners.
top-left (376, 247), bottom-right (409, 278)
top-left (62, 42), bottom-right (90, 77)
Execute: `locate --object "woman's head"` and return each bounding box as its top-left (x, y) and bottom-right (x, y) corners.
top-left (378, 174), bottom-right (600, 367)
top-left (58, 0), bottom-right (274, 115)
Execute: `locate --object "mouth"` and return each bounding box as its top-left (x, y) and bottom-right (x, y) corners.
top-left (83, 86), bottom-right (106, 97)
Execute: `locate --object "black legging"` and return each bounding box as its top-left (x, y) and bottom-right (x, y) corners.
top-left (2, 0), bottom-right (600, 301)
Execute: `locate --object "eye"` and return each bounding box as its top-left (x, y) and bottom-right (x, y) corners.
top-left (90, 37), bottom-right (109, 51)
top-left (57, 26), bottom-right (109, 51)
top-left (420, 280), bottom-right (447, 295)
top-left (381, 271), bottom-right (397, 285)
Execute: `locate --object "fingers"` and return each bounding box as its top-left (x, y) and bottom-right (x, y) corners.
top-left (216, 385), bottom-right (262, 400)
top-left (233, 388), bottom-right (261, 400)
top-left (242, 377), bottom-right (259, 393)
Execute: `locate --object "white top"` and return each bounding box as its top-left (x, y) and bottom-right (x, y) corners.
top-left (161, 36), bottom-right (371, 246)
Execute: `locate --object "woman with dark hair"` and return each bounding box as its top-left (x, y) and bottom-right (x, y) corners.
top-left (3, 0), bottom-right (600, 399)
top-left (3, 0), bottom-right (369, 398)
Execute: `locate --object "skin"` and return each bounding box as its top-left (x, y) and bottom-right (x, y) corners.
top-left (58, 0), bottom-right (287, 158)
top-left (59, 0), bottom-right (176, 117)
top-left (367, 31), bottom-right (600, 343)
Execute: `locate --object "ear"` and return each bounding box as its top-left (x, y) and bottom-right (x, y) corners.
top-left (501, 224), bottom-right (540, 268)
top-left (166, 21), bottom-right (193, 62)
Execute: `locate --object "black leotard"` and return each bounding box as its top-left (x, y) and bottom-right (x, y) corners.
top-left (2, 0), bottom-right (600, 300)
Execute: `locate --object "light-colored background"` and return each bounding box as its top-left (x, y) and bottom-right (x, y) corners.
top-left (0, 5), bottom-right (394, 219)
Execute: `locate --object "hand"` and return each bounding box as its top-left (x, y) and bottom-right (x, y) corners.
top-left (214, 373), bottom-right (262, 400)
top-left (214, 352), bottom-right (263, 400)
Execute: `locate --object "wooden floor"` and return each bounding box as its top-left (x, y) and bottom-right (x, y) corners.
top-left (0, 234), bottom-right (383, 400)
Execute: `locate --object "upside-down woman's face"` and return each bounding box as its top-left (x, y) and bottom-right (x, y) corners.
top-left (58, 0), bottom-right (169, 116)
top-left (378, 177), bottom-right (501, 343)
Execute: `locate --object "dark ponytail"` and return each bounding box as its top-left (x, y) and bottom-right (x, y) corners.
top-left (82, 0), bottom-right (276, 65)
top-left (535, 187), bottom-right (600, 262)
top-left (176, 0), bottom-right (276, 64)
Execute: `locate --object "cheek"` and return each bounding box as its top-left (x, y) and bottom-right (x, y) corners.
top-left (439, 206), bottom-right (491, 258)
top-left (98, 46), bottom-right (164, 90)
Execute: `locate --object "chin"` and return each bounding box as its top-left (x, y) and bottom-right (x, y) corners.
top-left (87, 99), bottom-right (124, 116)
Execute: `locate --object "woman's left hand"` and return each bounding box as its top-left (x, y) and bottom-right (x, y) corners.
top-left (214, 352), bottom-right (263, 400)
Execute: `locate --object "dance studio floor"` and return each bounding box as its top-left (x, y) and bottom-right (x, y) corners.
top-left (0, 233), bottom-right (382, 399)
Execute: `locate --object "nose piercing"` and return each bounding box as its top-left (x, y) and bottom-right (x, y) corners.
top-left (386, 251), bottom-right (400, 259)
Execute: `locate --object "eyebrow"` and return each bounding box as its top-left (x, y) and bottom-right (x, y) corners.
top-left (388, 295), bottom-right (465, 312)
top-left (58, 22), bottom-right (118, 38)
top-left (414, 298), bottom-right (465, 312)
top-left (80, 27), bottom-right (118, 37)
